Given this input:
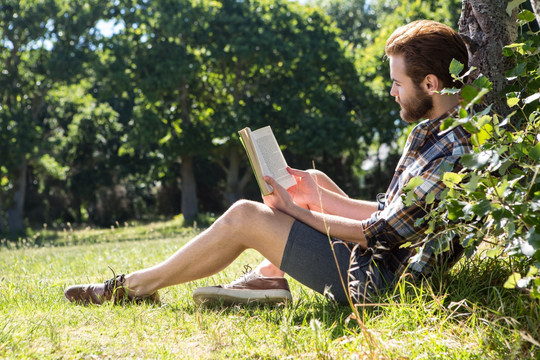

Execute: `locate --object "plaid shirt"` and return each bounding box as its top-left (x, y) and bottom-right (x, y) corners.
top-left (362, 108), bottom-right (472, 278)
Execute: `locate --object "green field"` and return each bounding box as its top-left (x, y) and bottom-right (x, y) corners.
top-left (0, 219), bottom-right (538, 359)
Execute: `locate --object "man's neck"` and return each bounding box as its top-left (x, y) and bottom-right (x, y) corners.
top-left (428, 94), bottom-right (460, 120)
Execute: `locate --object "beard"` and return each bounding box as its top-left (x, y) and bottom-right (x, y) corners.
top-left (399, 86), bottom-right (433, 123)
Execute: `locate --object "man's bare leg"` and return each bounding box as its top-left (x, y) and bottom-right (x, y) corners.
top-left (123, 200), bottom-right (295, 297)
top-left (255, 169), bottom-right (348, 278)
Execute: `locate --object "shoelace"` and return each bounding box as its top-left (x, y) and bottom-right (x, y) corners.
top-left (103, 266), bottom-right (125, 296)
top-left (228, 265), bottom-right (254, 286)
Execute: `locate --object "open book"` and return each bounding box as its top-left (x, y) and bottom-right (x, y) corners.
top-left (238, 126), bottom-right (297, 196)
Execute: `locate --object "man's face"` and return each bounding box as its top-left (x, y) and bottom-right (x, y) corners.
top-left (389, 55), bottom-right (433, 123)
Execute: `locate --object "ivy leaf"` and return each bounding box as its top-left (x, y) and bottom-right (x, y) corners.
top-left (529, 143), bottom-right (540, 161)
top-left (442, 172), bottom-right (463, 188)
top-left (524, 92), bottom-right (540, 104)
top-left (441, 88), bottom-right (460, 95)
top-left (463, 172), bottom-right (481, 192)
top-left (527, 226), bottom-right (540, 250)
top-left (486, 247), bottom-right (502, 258)
top-left (447, 200), bottom-right (465, 221)
top-left (472, 75), bottom-right (492, 91)
top-left (403, 176), bottom-right (424, 191)
top-left (426, 191), bottom-right (436, 205)
top-left (506, 62), bottom-right (526, 79)
top-left (461, 84), bottom-right (479, 103)
top-left (461, 151), bottom-right (493, 170)
top-left (503, 272), bottom-right (522, 289)
top-left (449, 59), bottom-right (464, 77)
top-left (518, 9), bottom-right (536, 23)
top-left (472, 199), bottom-right (492, 217)
top-left (506, 0), bottom-right (526, 16)
top-left (472, 122), bottom-right (494, 147)
top-left (507, 95), bottom-right (520, 108)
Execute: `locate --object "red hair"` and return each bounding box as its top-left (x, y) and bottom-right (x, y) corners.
top-left (385, 20), bottom-right (468, 88)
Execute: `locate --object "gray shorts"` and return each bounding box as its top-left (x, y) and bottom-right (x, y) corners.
top-left (280, 220), bottom-right (395, 304)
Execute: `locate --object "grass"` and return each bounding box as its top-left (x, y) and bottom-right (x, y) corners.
top-left (0, 218), bottom-right (538, 359)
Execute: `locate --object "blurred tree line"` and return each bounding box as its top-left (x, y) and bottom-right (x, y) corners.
top-left (0, 0), bottom-right (461, 234)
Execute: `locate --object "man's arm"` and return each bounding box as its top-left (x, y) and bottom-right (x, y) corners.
top-left (286, 167), bottom-right (378, 221)
top-left (264, 175), bottom-right (368, 247)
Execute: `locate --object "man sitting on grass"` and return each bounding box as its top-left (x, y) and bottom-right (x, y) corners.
top-left (64, 19), bottom-right (472, 306)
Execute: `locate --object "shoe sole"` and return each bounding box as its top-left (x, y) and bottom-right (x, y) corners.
top-left (193, 287), bottom-right (292, 305)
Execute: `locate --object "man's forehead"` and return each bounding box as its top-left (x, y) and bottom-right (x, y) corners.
top-left (389, 55), bottom-right (407, 79)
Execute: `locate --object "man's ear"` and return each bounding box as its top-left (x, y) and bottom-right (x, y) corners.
top-left (422, 74), bottom-right (440, 94)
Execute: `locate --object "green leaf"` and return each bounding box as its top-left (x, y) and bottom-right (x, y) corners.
top-left (472, 199), bottom-right (492, 217)
top-left (447, 200), bottom-right (465, 221)
top-left (449, 59), bottom-right (464, 77)
top-left (461, 84), bottom-right (479, 103)
top-left (507, 95), bottom-right (520, 108)
top-left (503, 272), bottom-right (522, 289)
top-left (441, 88), bottom-right (460, 95)
top-left (403, 176), bottom-right (424, 191)
top-left (524, 92), bottom-right (540, 104)
top-left (472, 122), bottom-right (494, 147)
top-left (506, 0), bottom-right (526, 16)
top-left (403, 190), bottom-right (417, 207)
top-left (506, 62), bottom-right (526, 79)
top-left (463, 173), bottom-right (481, 192)
top-left (472, 75), bottom-right (492, 91)
top-left (461, 151), bottom-right (493, 170)
top-left (486, 247), bottom-right (502, 258)
top-left (526, 266), bottom-right (539, 278)
top-left (518, 9), bottom-right (536, 22)
top-left (426, 191), bottom-right (435, 205)
top-left (442, 172), bottom-right (462, 188)
top-left (527, 227), bottom-right (540, 249)
top-left (529, 143), bottom-right (540, 161)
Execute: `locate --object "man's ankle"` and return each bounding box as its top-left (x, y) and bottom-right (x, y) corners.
top-left (256, 266), bottom-right (285, 278)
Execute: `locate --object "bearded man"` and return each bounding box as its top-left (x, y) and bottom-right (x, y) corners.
top-left (64, 20), bottom-right (472, 306)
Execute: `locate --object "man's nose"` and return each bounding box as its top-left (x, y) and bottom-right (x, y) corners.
top-left (390, 83), bottom-right (398, 97)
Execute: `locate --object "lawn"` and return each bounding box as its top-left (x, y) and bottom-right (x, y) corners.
top-left (0, 218), bottom-right (538, 359)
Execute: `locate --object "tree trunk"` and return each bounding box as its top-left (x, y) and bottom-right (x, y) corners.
top-left (6, 157), bottom-right (27, 234)
top-left (458, 0), bottom-right (519, 115)
top-left (531, 0), bottom-right (540, 26)
top-left (0, 202), bottom-right (6, 233)
top-left (223, 149), bottom-right (252, 206)
top-left (180, 155), bottom-right (198, 223)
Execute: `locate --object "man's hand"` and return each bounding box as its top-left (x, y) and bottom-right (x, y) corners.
top-left (262, 176), bottom-right (296, 215)
top-left (286, 167), bottom-right (322, 211)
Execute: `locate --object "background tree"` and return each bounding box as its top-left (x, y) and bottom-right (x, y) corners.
top-left (0, 0), bottom-right (109, 234)
top-left (204, 0), bottom-right (366, 205)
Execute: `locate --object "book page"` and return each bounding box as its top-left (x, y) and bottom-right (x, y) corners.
top-left (251, 127), bottom-right (297, 190)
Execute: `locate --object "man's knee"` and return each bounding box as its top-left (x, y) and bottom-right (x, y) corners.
top-left (223, 199), bottom-right (265, 228)
top-left (307, 169), bottom-right (330, 184)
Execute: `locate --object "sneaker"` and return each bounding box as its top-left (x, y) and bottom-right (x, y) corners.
top-left (192, 271), bottom-right (292, 305)
top-left (64, 272), bottom-right (160, 305)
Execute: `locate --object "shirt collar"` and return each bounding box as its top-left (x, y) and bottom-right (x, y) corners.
top-left (409, 106), bottom-right (460, 150)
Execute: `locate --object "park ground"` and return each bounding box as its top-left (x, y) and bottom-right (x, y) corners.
top-left (0, 217), bottom-right (538, 359)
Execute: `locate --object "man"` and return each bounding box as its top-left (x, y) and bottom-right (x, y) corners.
top-left (64, 20), bottom-right (471, 306)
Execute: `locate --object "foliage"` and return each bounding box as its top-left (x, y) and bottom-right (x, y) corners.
top-left (343, 0), bottom-right (463, 198)
top-left (0, 0), bottom-right (110, 231)
top-left (408, 10), bottom-right (540, 299)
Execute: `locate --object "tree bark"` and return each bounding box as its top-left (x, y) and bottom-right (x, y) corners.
top-left (222, 149), bottom-right (252, 206)
top-left (458, 0), bottom-right (519, 115)
top-left (6, 157), bottom-right (27, 234)
top-left (0, 202), bottom-right (6, 233)
top-left (180, 155), bottom-right (198, 223)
